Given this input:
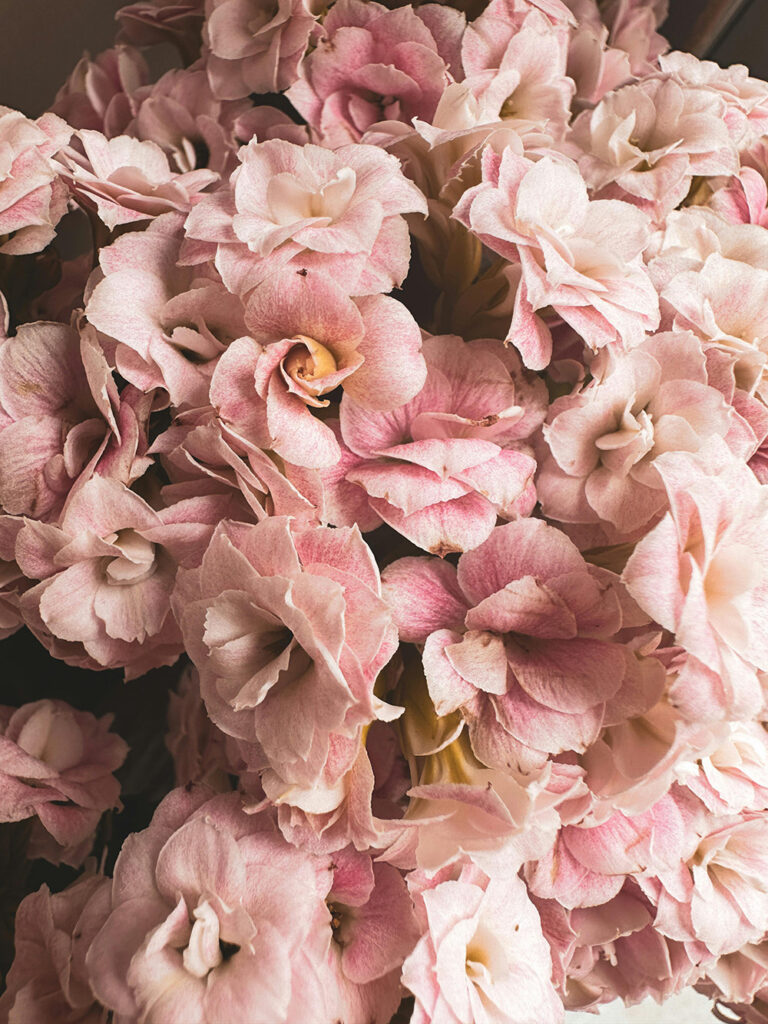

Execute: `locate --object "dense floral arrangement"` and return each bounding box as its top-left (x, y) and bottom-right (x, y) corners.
top-left (3, 0), bottom-right (768, 1021)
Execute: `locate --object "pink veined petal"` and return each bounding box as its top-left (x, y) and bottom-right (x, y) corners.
top-left (381, 557), bottom-right (467, 643)
top-left (457, 518), bottom-right (585, 605)
top-left (423, 629), bottom-right (478, 715)
top-left (505, 635), bottom-right (625, 712)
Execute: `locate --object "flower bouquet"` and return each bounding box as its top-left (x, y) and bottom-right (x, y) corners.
top-left (2, 0), bottom-right (768, 1021)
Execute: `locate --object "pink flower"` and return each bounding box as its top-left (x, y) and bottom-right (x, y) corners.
top-left (85, 213), bottom-right (247, 408)
top-left (55, 129), bottom-right (217, 229)
top-left (308, 334), bottom-right (542, 554)
top-left (271, 720), bottom-right (410, 855)
top-left (51, 44), bottom-right (149, 137)
top-left (642, 815), bottom-right (768, 957)
top-left (286, 0), bottom-right (462, 146)
top-left (659, 250), bottom-right (768, 402)
top-left (0, 106), bottom-right (70, 255)
top-left (0, 699), bottom-right (127, 853)
top-left (268, 730), bottom-right (384, 854)
top-left (166, 665), bottom-right (234, 789)
top-left (565, 7), bottom-right (633, 109)
top-left (709, 166), bottom-right (768, 229)
top-left (184, 137), bottom-right (427, 298)
top-left (0, 873), bottom-right (111, 1024)
top-left (622, 442), bottom-right (768, 719)
top-left (382, 518), bottom-right (663, 767)
top-left (580, 688), bottom-right (704, 819)
top-left (659, 50), bottom-right (768, 150)
top-left (174, 517), bottom-right (399, 795)
top-left (203, 0), bottom-right (317, 97)
top-left (322, 845), bottom-right (419, 1024)
top-left (17, 476), bottom-right (236, 678)
top-left (570, 76), bottom-right (739, 222)
top-left (461, 0), bottom-right (572, 82)
top-left (402, 858), bottom-right (564, 1024)
top-left (127, 63), bottom-right (253, 175)
top-left (0, 515), bottom-right (27, 639)
top-left (151, 406), bottom-right (318, 522)
top-left (537, 331), bottom-right (744, 536)
top-left (601, 0), bottom-right (669, 76)
top-left (393, 728), bottom-right (590, 872)
top-left (86, 788), bottom-right (339, 1023)
top-left (527, 792), bottom-right (694, 909)
top-left (537, 883), bottom-right (709, 1010)
top-left (677, 722), bottom-right (768, 817)
top-left (462, 4), bottom-right (573, 138)
top-left (209, 265), bottom-right (426, 468)
top-left (116, 0), bottom-right (205, 63)
top-left (0, 320), bottom-right (151, 521)
top-left (453, 150), bottom-right (659, 369)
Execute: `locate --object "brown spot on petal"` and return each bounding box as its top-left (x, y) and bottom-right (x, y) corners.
top-left (430, 541), bottom-right (462, 558)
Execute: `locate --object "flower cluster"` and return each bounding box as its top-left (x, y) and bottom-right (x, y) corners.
top-left (3, 1), bottom-right (768, 1022)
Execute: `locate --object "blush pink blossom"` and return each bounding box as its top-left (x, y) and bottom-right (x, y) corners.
top-left (623, 442), bottom-right (768, 720)
top-left (184, 136), bottom-right (427, 298)
top-left (269, 718), bottom-right (411, 855)
top-left (0, 873), bottom-right (111, 1024)
top-left (601, 0), bottom-right (668, 75)
top-left (85, 213), bottom-right (247, 408)
top-left (526, 791), bottom-right (694, 910)
top-left (564, 2), bottom-right (633, 109)
top-left (116, 0), bottom-right (205, 62)
top-left (537, 883), bottom-right (709, 1011)
top-left (86, 787), bottom-right (339, 1024)
top-left (709, 166), bottom-right (768, 229)
top-left (646, 207), bottom-right (768, 400)
top-left (126, 63), bottom-right (253, 175)
top-left (306, 334), bottom-right (542, 554)
top-left (383, 518), bottom-right (664, 768)
top-left (569, 76), bottom-right (739, 222)
top-left (55, 129), bottom-right (217, 230)
top-left (209, 265), bottom-right (425, 468)
top-left (394, 731), bottom-right (590, 874)
top-left (659, 50), bottom-right (768, 150)
top-left (51, 44), bottom-right (149, 137)
top-left (579, 683), bottom-right (710, 819)
top-left (453, 150), bottom-right (659, 369)
top-left (0, 106), bottom-right (70, 255)
top-left (461, 0), bottom-right (572, 77)
top-left (174, 517), bottom-right (399, 797)
top-left (0, 320), bottom-right (151, 521)
top-left (203, 0), bottom-right (316, 97)
top-left (0, 699), bottom-right (127, 854)
top-left (676, 721), bottom-right (768, 817)
top-left (151, 406), bottom-right (318, 523)
top-left (402, 858), bottom-right (564, 1024)
top-left (286, 0), bottom-right (462, 146)
top-left (321, 845), bottom-right (419, 1024)
top-left (537, 331), bottom-right (744, 536)
top-left (642, 814), bottom-right (768, 957)
top-left (462, 5), bottom-right (573, 138)
top-left (659, 250), bottom-right (768, 401)
top-left (16, 476), bottom-right (238, 678)
top-left (698, 950), bottom-right (768, 1012)
top-left (268, 730), bottom-right (384, 854)
top-left (0, 516), bottom-right (27, 640)
top-left (166, 664), bottom-right (234, 789)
